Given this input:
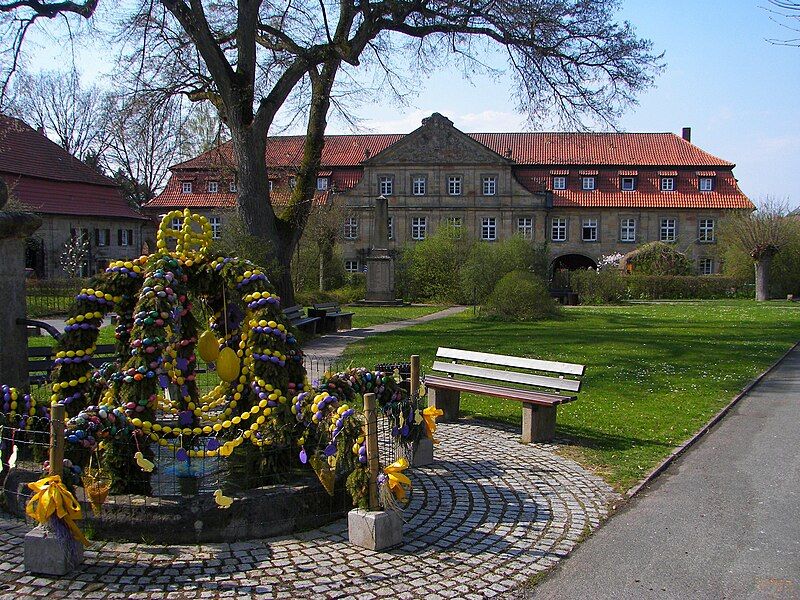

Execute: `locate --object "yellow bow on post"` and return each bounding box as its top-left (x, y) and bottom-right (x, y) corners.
top-left (383, 457), bottom-right (411, 501)
top-left (422, 406), bottom-right (444, 444)
top-left (26, 475), bottom-right (90, 547)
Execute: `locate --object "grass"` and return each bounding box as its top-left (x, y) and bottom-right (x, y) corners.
top-left (346, 304), bottom-right (447, 328)
top-left (340, 300), bottom-right (800, 491)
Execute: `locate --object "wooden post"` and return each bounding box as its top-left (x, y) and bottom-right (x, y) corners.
top-left (363, 392), bottom-right (380, 510)
top-left (49, 403), bottom-right (65, 477)
top-left (410, 354), bottom-right (420, 398)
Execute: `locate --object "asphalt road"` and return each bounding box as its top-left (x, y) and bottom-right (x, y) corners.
top-left (529, 346), bottom-right (800, 600)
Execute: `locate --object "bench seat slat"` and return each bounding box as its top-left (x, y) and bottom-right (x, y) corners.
top-left (431, 360), bottom-right (582, 393)
top-left (425, 375), bottom-right (576, 406)
top-left (436, 347), bottom-right (585, 376)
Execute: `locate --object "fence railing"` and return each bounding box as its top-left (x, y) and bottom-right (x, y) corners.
top-left (25, 278), bottom-right (88, 318)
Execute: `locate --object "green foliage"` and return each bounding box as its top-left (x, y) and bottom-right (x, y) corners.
top-left (571, 269), bottom-right (627, 304)
top-left (625, 241), bottom-right (693, 276)
top-left (400, 224), bottom-right (469, 302)
top-left (346, 466), bottom-right (370, 509)
top-left (482, 271), bottom-right (559, 320)
top-left (625, 275), bottom-right (752, 300)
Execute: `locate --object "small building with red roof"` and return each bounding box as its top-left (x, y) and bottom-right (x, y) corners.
top-left (0, 115), bottom-right (151, 278)
top-left (146, 113), bottom-right (753, 275)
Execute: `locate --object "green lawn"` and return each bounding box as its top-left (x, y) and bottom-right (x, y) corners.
top-left (340, 300), bottom-right (800, 491)
top-left (347, 304), bottom-right (447, 328)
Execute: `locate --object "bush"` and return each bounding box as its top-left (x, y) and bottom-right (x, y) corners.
top-left (571, 269), bottom-right (627, 304)
top-left (400, 224), bottom-right (469, 302)
top-left (624, 241), bottom-right (694, 276)
top-left (482, 271), bottom-right (559, 321)
top-left (625, 275), bottom-right (752, 300)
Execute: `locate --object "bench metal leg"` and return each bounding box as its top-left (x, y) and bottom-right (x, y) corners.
top-left (340, 314), bottom-right (352, 330)
top-left (427, 387), bottom-right (460, 422)
top-left (521, 404), bottom-right (557, 443)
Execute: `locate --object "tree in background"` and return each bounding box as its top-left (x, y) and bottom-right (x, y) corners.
top-left (719, 199), bottom-right (799, 300)
top-left (180, 102), bottom-right (230, 160)
top-left (291, 199), bottom-right (346, 294)
top-left (765, 1), bottom-right (800, 46)
top-left (60, 232), bottom-right (90, 278)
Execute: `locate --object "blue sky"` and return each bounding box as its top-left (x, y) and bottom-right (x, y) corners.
top-left (20, 0), bottom-right (800, 206)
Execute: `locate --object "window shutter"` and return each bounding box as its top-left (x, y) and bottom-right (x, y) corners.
top-left (129, 230), bottom-right (134, 246)
top-left (118, 230), bottom-right (122, 246)
top-left (94, 229), bottom-right (99, 245)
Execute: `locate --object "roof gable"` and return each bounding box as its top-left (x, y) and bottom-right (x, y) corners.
top-left (366, 113), bottom-right (510, 166)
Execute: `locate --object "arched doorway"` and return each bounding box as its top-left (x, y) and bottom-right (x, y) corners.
top-left (550, 254), bottom-right (597, 293)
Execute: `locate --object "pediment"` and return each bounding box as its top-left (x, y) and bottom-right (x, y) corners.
top-left (366, 113), bottom-right (511, 166)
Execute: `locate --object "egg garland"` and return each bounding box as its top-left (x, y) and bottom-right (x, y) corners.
top-left (0, 384), bottom-right (45, 427)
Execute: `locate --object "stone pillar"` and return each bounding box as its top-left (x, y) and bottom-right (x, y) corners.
top-left (365, 195), bottom-right (398, 303)
top-left (0, 180), bottom-right (42, 388)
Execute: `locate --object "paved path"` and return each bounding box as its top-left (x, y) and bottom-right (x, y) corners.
top-left (0, 421), bottom-right (617, 599)
top-left (529, 346), bottom-right (800, 600)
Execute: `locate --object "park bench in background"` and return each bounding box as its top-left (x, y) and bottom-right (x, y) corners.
top-left (424, 347), bottom-right (585, 443)
top-left (282, 305), bottom-right (321, 335)
top-left (28, 343), bottom-right (118, 386)
top-left (309, 302), bottom-right (355, 334)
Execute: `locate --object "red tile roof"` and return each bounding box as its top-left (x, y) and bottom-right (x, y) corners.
top-left (551, 191), bottom-right (753, 209)
top-left (145, 187), bottom-right (330, 211)
top-left (0, 114), bottom-right (147, 220)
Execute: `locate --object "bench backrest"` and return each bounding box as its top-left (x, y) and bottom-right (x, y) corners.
top-left (312, 302), bottom-right (341, 313)
top-left (28, 343), bottom-right (119, 375)
top-left (282, 305), bottom-right (306, 321)
top-left (431, 347), bottom-right (584, 394)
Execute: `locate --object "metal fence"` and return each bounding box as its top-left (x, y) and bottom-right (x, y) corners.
top-left (25, 278), bottom-right (87, 318)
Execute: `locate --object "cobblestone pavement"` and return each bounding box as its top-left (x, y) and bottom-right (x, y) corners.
top-left (0, 421), bottom-right (618, 599)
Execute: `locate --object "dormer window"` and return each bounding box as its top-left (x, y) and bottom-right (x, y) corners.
top-left (289, 177), bottom-right (296, 190)
top-left (581, 177), bottom-right (596, 191)
top-left (208, 181), bottom-right (219, 193)
top-left (317, 177), bottom-right (329, 191)
top-left (699, 177), bottom-right (715, 191)
top-left (661, 177), bottom-right (675, 191)
top-left (552, 176), bottom-right (567, 190)
top-left (181, 182), bottom-right (192, 194)
top-left (268, 180), bottom-right (274, 192)
top-left (229, 181), bottom-right (237, 193)
top-left (620, 177), bottom-right (636, 191)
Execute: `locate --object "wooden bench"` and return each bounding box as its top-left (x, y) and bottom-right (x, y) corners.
top-left (28, 343), bottom-right (119, 386)
top-left (424, 347), bottom-right (585, 443)
top-left (308, 302), bottom-right (355, 334)
top-left (282, 305), bottom-right (321, 335)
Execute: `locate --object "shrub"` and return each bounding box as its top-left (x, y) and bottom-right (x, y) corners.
top-left (625, 275), bottom-right (751, 300)
top-left (623, 241), bottom-right (693, 276)
top-left (571, 269), bottom-right (627, 304)
top-left (482, 271), bottom-right (559, 321)
top-left (400, 224), bottom-right (470, 302)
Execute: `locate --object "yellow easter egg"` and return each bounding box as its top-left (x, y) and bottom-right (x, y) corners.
top-left (197, 330), bottom-right (221, 363)
top-left (216, 347), bottom-right (240, 382)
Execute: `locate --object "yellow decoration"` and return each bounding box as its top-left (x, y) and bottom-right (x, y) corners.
top-left (422, 406), bottom-right (444, 445)
top-left (213, 489), bottom-right (234, 509)
top-left (197, 330), bottom-right (221, 363)
top-left (25, 475), bottom-right (90, 547)
top-left (134, 451), bottom-right (155, 473)
top-left (216, 347), bottom-right (240, 382)
top-left (383, 458), bottom-right (411, 501)
top-left (82, 469), bottom-right (111, 516)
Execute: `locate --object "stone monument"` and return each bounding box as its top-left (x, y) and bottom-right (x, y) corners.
top-left (0, 180), bottom-right (41, 387)
top-left (363, 195), bottom-right (401, 305)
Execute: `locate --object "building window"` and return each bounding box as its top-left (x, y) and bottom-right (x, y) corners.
top-left (343, 217), bottom-right (359, 240)
top-left (448, 176), bottom-right (462, 196)
top-left (517, 217), bottom-right (533, 240)
top-left (481, 217), bottom-right (497, 241)
top-left (95, 228), bottom-right (110, 247)
top-left (699, 258), bottom-right (714, 275)
top-left (171, 218), bottom-right (181, 231)
top-left (70, 227), bottom-right (89, 242)
top-left (582, 177), bottom-right (596, 191)
top-left (582, 218), bottom-right (598, 242)
top-left (379, 176), bottom-right (393, 196)
top-left (289, 177), bottom-right (296, 190)
top-left (699, 177), bottom-right (715, 191)
top-left (699, 218), bottom-right (715, 242)
top-left (316, 177), bottom-right (329, 191)
top-left (660, 218), bottom-right (677, 242)
top-left (344, 260), bottom-right (360, 273)
top-left (181, 181), bottom-right (192, 193)
top-left (621, 177), bottom-right (636, 191)
top-left (552, 176), bottom-right (567, 190)
top-left (661, 177), bottom-right (675, 191)
top-left (551, 217), bottom-right (567, 242)
top-left (411, 217), bottom-right (427, 240)
top-left (387, 216), bottom-right (393, 240)
top-left (412, 176), bottom-right (426, 196)
top-left (268, 180), bottom-right (274, 192)
top-left (210, 217), bottom-right (221, 240)
top-left (620, 218), bottom-right (636, 243)
top-left (482, 176), bottom-right (497, 196)
top-left (229, 181), bottom-right (237, 193)
top-left (118, 229), bottom-right (133, 247)
top-left (208, 181), bottom-right (219, 193)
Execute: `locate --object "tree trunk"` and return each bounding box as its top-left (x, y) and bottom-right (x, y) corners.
top-left (754, 254), bottom-right (773, 301)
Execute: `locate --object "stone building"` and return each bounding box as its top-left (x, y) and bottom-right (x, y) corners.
top-left (147, 113), bottom-right (753, 276)
top-left (0, 115), bottom-right (149, 278)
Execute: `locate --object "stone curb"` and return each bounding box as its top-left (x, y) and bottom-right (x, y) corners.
top-left (624, 339), bottom-right (800, 499)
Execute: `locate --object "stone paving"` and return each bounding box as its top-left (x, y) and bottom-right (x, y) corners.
top-left (0, 420), bottom-right (618, 599)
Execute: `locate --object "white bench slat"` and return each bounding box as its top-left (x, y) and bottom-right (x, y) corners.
top-left (436, 347), bottom-right (584, 376)
top-left (431, 360), bottom-right (582, 393)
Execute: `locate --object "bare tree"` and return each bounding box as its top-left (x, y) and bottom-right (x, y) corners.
top-left (722, 199), bottom-right (795, 301)
top-left (60, 231), bottom-right (90, 277)
top-left (10, 69), bottom-right (109, 159)
top-left (765, 1), bottom-right (800, 46)
top-left (180, 102), bottom-right (229, 160)
top-left (1, 0), bottom-right (663, 305)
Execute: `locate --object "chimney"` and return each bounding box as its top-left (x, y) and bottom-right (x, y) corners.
top-left (504, 148), bottom-right (513, 159)
top-left (682, 127), bottom-right (691, 143)
top-left (364, 148), bottom-right (371, 159)
top-left (37, 126), bottom-right (45, 135)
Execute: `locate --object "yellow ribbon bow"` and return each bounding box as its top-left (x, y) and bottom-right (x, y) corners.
top-left (383, 457), bottom-right (411, 501)
top-left (422, 406), bottom-right (444, 444)
top-left (26, 475), bottom-right (90, 547)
